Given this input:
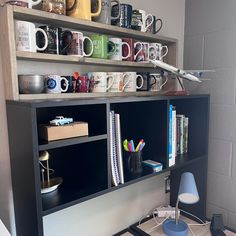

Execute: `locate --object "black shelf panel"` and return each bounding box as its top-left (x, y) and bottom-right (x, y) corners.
top-left (38, 134), bottom-right (107, 150)
top-left (42, 184), bottom-right (109, 215)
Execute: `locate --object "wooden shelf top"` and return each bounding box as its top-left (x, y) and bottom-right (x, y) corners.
top-left (10, 5), bottom-right (177, 44)
top-left (16, 51), bottom-right (155, 68)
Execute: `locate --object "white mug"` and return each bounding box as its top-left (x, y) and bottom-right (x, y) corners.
top-left (123, 72), bottom-right (144, 92)
top-left (107, 72), bottom-right (129, 92)
top-left (15, 20), bottom-right (48, 53)
top-left (5, 0), bottom-right (42, 8)
top-left (138, 10), bottom-right (154, 32)
top-left (134, 42), bottom-right (150, 63)
top-left (89, 72), bottom-right (114, 92)
top-left (46, 75), bottom-right (69, 93)
top-left (150, 43), bottom-right (168, 61)
top-left (65, 31), bottom-right (94, 57)
top-left (108, 38), bottom-right (131, 61)
top-left (149, 73), bottom-right (168, 91)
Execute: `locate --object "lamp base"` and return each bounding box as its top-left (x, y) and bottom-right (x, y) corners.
top-left (163, 219), bottom-right (188, 236)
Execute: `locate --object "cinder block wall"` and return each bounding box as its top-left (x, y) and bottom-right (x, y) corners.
top-left (184, 0), bottom-right (236, 230)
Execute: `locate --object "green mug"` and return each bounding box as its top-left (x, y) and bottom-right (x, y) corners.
top-left (85, 34), bottom-right (115, 59)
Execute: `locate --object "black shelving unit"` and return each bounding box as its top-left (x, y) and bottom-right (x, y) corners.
top-left (6, 94), bottom-right (209, 236)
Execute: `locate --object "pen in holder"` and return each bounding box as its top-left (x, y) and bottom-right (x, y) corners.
top-left (127, 151), bottom-right (143, 174)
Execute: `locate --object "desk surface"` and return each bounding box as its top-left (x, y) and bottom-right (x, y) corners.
top-left (119, 215), bottom-right (236, 236)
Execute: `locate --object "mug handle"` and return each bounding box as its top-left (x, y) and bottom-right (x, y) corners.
top-left (110, 0), bottom-right (120, 20)
top-left (154, 18), bottom-right (163, 34)
top-left (91, 0), bottom-right (102, 17)
top-left (121, 42), bottom-right (131, 60)
top-left (29, 0), bottom-right (41, 7)
top-left (149, 75), bottom-right (157, 86)
top-left (136, 75), bottom-right (144, 89)
top-left (160, 46), bottom-right (168, 60)
top-left (134, 42), bottom-right (143, 60)
top-left (106, 75), bottom-right (114, 91)
top-left (145, 14), bottom-right (154, 32)
top-left (160, 75), bottom-right (168, 89)
top-left (60, 77), bottom-right (69, 92)
top-left (35, 28), bottom-right (48, 51)
top-left (122, 73), bottom-right (130, 91)
top-left (66, 0), bottom-right (77, 11)
top-left (83, 36), bottom-right (94, 57)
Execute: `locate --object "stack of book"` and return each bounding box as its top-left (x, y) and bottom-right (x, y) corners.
top-left (169, 105), bottom-right (189, 167)
top-left (109, 111), bottom-right (124, 186)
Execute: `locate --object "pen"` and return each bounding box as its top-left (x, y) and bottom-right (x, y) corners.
top-left (130, 140), bottom-right (135, 152)
top-left (135, 139), bottom-right (144, 152)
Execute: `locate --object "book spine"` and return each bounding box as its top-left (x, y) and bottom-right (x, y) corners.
top-left (172, 107), bottom-right (177, 159)
top-left (176, 116), bottom-right (181, 154)
top-left (176, 114), bottom-right (184, 154)
top-left (169, 105), bottom-right (174, 166)
top-left (183, 116), bottom-right (189, 153)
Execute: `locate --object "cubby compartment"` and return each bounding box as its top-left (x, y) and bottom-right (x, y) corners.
top-left (170, 96), bottom-right (209, 162)
top-left (41, 140), bottom-right (108, 215)
top-left (36, 104), bottom-right (107, 146)
top-left (110, 100), bottom-right (168, 182)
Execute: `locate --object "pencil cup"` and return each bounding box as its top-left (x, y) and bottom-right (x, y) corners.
top-left (127, 151), bottom-right (143, 174)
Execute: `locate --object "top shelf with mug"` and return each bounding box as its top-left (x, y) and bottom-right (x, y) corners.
top-left (10, 5), bottom-right (177, 45)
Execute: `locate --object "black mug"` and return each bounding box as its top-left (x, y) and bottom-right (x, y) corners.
top-left (36, 26), bottom-right (73, 55)
top-left (137, 72), bottom-right (157, 91)
top-left (146, 15), bottom-right (163, 34)
top-left (111, 4), bottom-right (132, 28)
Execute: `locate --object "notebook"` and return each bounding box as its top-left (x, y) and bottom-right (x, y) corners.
top-left (109, 111), bottom-right (124, 186)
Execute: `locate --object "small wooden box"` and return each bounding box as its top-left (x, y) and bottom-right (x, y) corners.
top-left (38, 122), bottom-right (89, 141)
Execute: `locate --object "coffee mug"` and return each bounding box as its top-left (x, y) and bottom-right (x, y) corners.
top-left (46, 75), bottom-right (69, 93)
top-left (89, 72), bottom-right (114, 92)
top-left (15, 20), bottom-right (48, 52)
top-left (66, 0), bottom-right (102, 21)
top-left (107, 72), bottom-right (129, 92)
top-left (77, 75), bottom-right (92, 93)
top-left (111, 4), bottom-right (133, 28)
top-left (61, 31), bottom-right (93, 57)
top-left (108, 38), bottom-right (131, 61)
top-left (87, 34), bottom-right (115, 59)
top-left (63, 75), bottom-right (78, 93)
top-left (123, 72), bottom-right (144, 92)
top-left (131, 9), bottom-right (153, 32)
top-left (149, 73), bottom-right (168, 91)
top-left (92, 0), bottom-right (120, 25)
top-left (41, 0), bottom-right (66, 15)
top-left (122, 38), bottom-right (135, 62)
top-left (6, 0), bottom-right (41, 8)
top-left (146, 15), bottom-right (163, 34)
top-left (37, 26), bottom-right (70, 54)
top-left (134, 42), bottom-right (150, 63)
top-left (137, 72), bottom-right (157, 91)
top-left (155, 43), bottom-right (168, 61)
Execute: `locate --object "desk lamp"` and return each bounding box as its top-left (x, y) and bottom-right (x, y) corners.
top-left (163, 172), bottom-right (199, 236)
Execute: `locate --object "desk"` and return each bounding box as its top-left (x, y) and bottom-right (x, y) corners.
top-left (115, 215), bottom-right (236, 236)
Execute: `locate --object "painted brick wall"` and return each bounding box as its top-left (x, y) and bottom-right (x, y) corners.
top-left (184, 0), bottom-right (236, 230)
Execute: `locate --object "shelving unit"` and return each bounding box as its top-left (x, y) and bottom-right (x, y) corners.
top-left (1, 4), bottom-right (209, 236)
top-left (0, 5), bottom-right (177, 101)
top-left (6, 95), bottom-right (209, 236)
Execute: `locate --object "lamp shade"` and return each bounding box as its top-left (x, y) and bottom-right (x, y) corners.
top-left (178, 172), bottom-right (199, 204)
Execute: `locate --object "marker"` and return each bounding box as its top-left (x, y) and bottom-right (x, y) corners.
top-left (130, 140), bottom-right (135, 152)
top-left (135, 139), bottom-right (144, 152)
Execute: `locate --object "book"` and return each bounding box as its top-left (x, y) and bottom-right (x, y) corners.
top-left (183, 116), bottom-right (189, 153)
top-left (172, 106), bottom-right (177, 159)
top-left (142, 160), bottom-right (163, 172)
top-left (109, 111), bottom-right (120, 186)
top-left (115, 113), bottom-right (124, 184)
top-left (169, 105), bottom-right (174, 167)
top-left (176, 114), bottom-right (184, 154)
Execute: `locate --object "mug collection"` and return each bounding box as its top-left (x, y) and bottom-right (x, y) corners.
top-left (10, 0), bottom-right (169, 94)
top-left (18, 72), bottom-right (168, 94)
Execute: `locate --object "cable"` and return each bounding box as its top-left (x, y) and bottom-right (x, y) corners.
top-left (147, 216), bottom-right (168, 234)
top-left (39, 161), bottom-right (55, 175)
top-left (180, 209), bottom-right (209, 225)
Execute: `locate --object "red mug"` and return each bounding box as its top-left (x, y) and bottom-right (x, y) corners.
top-left (77, 75), bottom-right (90, 93)
top-left (122, 38), bottom-right (135, 61)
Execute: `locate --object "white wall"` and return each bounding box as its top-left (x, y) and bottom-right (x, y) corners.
top-left (0, 1), bottom-right (186, 235)
top-left (184, 0), bottom-right (236, 230)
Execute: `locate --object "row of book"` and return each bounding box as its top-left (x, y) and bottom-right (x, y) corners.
top-left (169, 105), bottom-right (189, 167)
